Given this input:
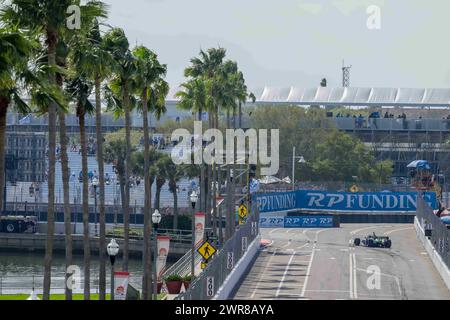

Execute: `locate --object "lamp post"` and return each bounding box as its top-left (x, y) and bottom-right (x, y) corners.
top-left (92, 177), bottom-right (99, 236)
top-left (107, 238), bottom-right (119, 300)
top-left (190, 191), bottom-right (198, 277)
top-left (151, 209), bottom-right (161, 300)
top-left (292, 146), bottom-right (306, 190)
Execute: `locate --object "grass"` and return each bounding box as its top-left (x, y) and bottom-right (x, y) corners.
top-left (0, 293), bottom-right (167, 300)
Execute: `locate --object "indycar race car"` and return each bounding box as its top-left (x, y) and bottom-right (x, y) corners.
top-left (353, 232), bottom-right (392, 248)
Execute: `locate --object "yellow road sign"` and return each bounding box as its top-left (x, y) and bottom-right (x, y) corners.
top-left (197, 241), bottom-right (217, 260)
top-left (201, 261), bottom-right (207, 269)
top-left (238, 204), bottom-right (248, 219)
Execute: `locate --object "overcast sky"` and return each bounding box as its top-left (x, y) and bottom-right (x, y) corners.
top-left (102, 0), bottom-right (450, 90)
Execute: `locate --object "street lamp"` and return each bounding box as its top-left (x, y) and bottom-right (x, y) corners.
top-left (190, 191), bottom-right (198, 277)
top-left (92, 177), bottom-right (99, 236)
top-left (151, 209), bottom-right (161, 300)
top-left (292, 146), bottom-right (306, 190)
top-left (107, 238), bottom-right (119, 301)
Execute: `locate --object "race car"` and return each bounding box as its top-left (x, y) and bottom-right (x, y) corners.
top-left (353, 232), bottom-right (392, 248)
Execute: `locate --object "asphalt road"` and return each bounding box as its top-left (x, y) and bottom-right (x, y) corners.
top-left (233, 224), bottom-right (450, 300)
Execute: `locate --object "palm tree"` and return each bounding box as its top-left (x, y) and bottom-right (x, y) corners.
top-left (72, 19), bottom-right (113, 300)
top-left (1, 0), bottom-right (106, 300)
top-left (0, 29), bottom-right (35, 215)
top-left (154, 155), bottom-right (169, 211)
top-left (183, 48), bottom-right (226, 239)
top-left (132, 45), bottom-right (167, 300)
top-left (66, 75), bottom-right (94, 300)
top-left (103, 28), bottom-right (136, 271)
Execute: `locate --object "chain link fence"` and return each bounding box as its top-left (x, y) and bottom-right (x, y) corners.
top-left (416, 194), bottom-right (450, 269)
top-left (175, 201), bottom-right (259, 300)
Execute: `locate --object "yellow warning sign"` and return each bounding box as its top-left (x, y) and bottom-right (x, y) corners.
top-left (349, 185), bottom-right (359, 193)
top-left (238, 204), bottom-right (248, 219)
top-left (197, 241), bottom-right (217, 261)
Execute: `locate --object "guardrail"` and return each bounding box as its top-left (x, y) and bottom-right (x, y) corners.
top-left (175, 201), bottom-right (259, 300)
top-left (416, 195), bottom-right (450, 270)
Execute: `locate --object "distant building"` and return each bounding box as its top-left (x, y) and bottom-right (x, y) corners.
top-left (6, 132), bottom-right (46, 182)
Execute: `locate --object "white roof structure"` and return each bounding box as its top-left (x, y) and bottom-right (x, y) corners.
top-left (166, 86), bottom-right (450, 108)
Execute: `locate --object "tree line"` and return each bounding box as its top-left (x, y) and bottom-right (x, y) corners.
top-left (0, 0), bottom-right (254, 300)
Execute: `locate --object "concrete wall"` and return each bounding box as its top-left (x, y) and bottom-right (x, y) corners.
top-left (213, 235), bottom-right (261, 300)
top-left (414, 217), bottom-right (450, 291)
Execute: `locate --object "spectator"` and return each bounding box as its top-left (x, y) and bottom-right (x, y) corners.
top-left (384, 111), bottom-right (389, 118)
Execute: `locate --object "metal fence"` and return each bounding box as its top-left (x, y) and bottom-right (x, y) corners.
top-left (416, 194), bottom-right (450, 269)
top-left (175, 201), bottom-right (259, 300)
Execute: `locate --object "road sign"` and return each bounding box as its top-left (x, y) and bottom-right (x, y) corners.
top-left (201, 261), bottom-right (207, 270)
top-left (238, 204), bottom-right (248, 219)
top-left (206, 276), bottom-right (214, 297)
top-left (197, 240), bottom-right (217, 261)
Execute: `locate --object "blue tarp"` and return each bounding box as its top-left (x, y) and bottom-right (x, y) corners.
top-left (407, 160), bottom-right (431, 170)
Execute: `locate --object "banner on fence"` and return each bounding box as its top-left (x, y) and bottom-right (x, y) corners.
top-left (284, 215), bottom-right (334, 228)
top-left (156, 235), bottom-right (170, 279)
top-left (194, 212), bottom-right (205, 246)
top-left (114, 272), bottom-right (129, 300)
top-left (255, 190), bottom-right (437, 213)
top-left (260, 215), bottom-right (334, 228)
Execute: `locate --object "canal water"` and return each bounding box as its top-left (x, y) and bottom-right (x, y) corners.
top-left (0, 252), bottom-right (169, 294)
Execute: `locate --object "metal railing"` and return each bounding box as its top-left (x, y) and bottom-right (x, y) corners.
top-left (416, 195), bottom-right (450, 269)
top-left (175, 201), bottom-right (259, 300)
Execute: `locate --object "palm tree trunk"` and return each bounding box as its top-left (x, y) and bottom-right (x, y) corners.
top-left (0, 98), bottom-right (9, 216)
top-left (172, 185), bottom-right (178, 230)
top-left (58, 110), bottom-right (72, 300)
top-left (238, 102), bottom-right (242, 129)
top-left (154, 183), bottom-right (162, 210)
top-left (122, 81), bottom-right (131, 272)
top-left (79, 108), bottom-right (90, 300)
top-left (94, 75), bottom-right (106, 300)
top-left (141, 90), bottom-right (152, 300)
top-left (43, 29), bottom-right (57, 300)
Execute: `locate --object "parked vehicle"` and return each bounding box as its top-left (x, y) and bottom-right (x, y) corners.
top-left (0, 216), bottom-right (37, 234)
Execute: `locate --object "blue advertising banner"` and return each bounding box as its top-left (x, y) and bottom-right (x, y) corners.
top-left (255, 190), bottom-right (437, 213)
top-left (284, 216), bottom-right (334, 228)
top-left (259, 216), bottom-right (285, 228)
top-left (259, 215), bottom-right (334, 228)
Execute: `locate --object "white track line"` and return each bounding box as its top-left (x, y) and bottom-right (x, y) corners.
top-left (349, 251), bottom-right (354, 299)
top-left (300, 229), bottom-right (328, 298)
top-left (352, 251), bottom-right (358, 299)
top-left (350, 226), bottom-right (382, 235)
top-left (276, 251), bottom-right (296, 297)
top-left (383, 227), bottom-right (413, 236)
top-left (249, 248), bottom-right (278, 299)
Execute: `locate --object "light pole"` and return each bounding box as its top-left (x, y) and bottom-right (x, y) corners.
top-left (190, 190), bottom-right (198, 277)
top-left (152, 209), bottom-right (161, 300)
top-left (92, 177), bottom-right (99, 236)
top-left (107, 238), bottom-right (119, 301)
top-left (292, 146), bottom-right (306, 190)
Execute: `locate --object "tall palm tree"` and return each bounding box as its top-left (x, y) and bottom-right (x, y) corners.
top-left (132, 45), bottom-right (167, 300)
top-left (183, 48), bottom-right (226, 240)
top-left (66, 76), bottom-right (94, 300)
top-left (0, 29), bottom-right (35, 215)
top-left (1, 0), bottom-right (106, 300)
top-left (72, 19), bottom-right (113, 300)
top-left (103, 28), bottom-right (136, 271)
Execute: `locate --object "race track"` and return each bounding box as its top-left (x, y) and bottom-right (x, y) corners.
top-left (233, 223), bottom-right (450, 300)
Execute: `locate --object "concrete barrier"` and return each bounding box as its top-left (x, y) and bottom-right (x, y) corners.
top-left (213, 235), bottom-right (261, 300)
top-left (414, 217), bottom-right (450, 291)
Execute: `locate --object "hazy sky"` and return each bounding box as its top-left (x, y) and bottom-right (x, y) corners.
top-left (102, 0), bottom-right (450, 90)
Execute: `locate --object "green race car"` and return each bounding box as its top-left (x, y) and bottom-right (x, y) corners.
top-left (353, 232), bottom-right (392, 248)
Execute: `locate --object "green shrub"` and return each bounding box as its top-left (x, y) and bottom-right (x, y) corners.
top-left (183, 275), bottom-right (195, 282)
top-left (165, 274), bottom-right (182, 282)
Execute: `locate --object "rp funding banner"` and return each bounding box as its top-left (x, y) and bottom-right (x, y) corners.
top-left (194, 212), bottom-right (205, 247)
top-left (255, 190), bottom-right (437, 213)
top-left (114, 271), bottom-right (129, 300)
top-left (156, 235), bottom-right (170, 279)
